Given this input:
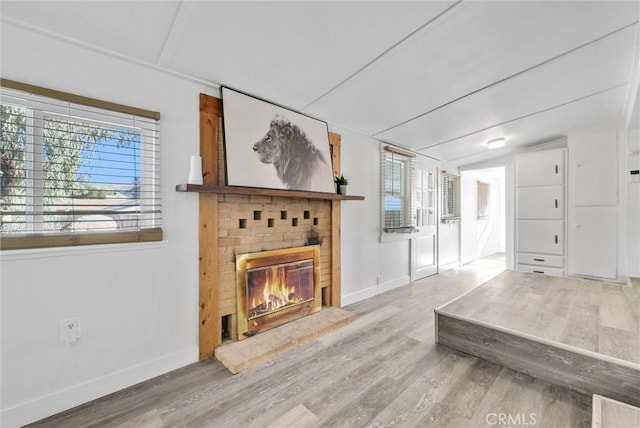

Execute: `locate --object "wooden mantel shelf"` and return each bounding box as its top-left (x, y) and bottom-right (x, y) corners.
top-left (176, 184), bottom-right (365, 201)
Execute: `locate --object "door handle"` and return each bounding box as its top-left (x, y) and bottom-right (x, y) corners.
top-left (555, 165), bottom-right (559, 174)
top-left (555, 199), bottom-right (558, 208)
top-left (555, 235), bottom-right (558, 244)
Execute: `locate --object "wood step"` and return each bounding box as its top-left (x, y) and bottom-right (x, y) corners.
top-left (435, 311), bottom-right (640, 406)
top-left (592, 395), bottom-right (640, 428)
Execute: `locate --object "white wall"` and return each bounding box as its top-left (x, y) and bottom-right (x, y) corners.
top-left (626, 128), bottom-right (640, 277)
top-left (460, 168), bottom-right (506, 264)
top-left (336, 128), bottom-right (411, 306)
top-left (438, 223), bottom-right (459, 269)
top-left (1, 23), bottom-right (213, 426)
top-left (339, 134), bottom-right (465, 303)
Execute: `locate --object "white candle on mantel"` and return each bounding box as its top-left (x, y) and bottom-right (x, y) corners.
top-left (187, 155), bottom-right (203, 185)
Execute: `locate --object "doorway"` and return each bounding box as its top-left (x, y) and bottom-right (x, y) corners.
top-left (460, 167), bottom-right (506, 265)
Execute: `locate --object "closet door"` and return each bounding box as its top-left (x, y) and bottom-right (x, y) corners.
top-left (517, 221), bottom-right (564, 255)
top-left (517, 187), bottom-right (564, 220)
top-left (571, 208), bottom-right (617, 279)
top-left (573, 130), bottom-right (617, 206)
top-left (569, 130), bottom-right (618, 280)
top-left (516, 150), bottom-right (564, 187)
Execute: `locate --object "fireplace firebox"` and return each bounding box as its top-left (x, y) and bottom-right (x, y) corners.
top-left (236, 245), bottom-right (322, 339)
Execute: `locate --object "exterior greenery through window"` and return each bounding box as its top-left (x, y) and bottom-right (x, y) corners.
top-left (0, 81), bottom-right (161, 249)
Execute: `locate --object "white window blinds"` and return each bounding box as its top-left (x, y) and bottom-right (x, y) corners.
top-left (0, 81), bottom-right (161, 249)
top-left (477, 180), bottom-right (491, 219)
top-left (381, 145), bottom-right (416, 233)
top-left (441, 171), bottom-right (461, 222)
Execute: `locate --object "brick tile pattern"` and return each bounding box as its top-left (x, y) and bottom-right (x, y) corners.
top-left (217, 194), bottom-right (332, 340)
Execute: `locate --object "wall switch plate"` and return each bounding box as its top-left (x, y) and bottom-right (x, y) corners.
top-left (60, 317), bottom-right (81, 344)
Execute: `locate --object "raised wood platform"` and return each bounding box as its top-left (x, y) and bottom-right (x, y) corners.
top-left (435, 270), bottom-right (640, 407)
top-left (214, 307), bottom-right (355, 374)
top-left (592, 395), bottom-right (640, 428)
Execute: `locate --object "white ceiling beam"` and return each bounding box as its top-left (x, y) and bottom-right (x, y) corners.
top-left (156, 1), bottom-right (195, 68)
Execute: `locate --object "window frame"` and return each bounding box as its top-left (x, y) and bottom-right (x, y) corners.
top-left (477, 180), bottom-right (491, 220)
top-left (414, 167), bottom-right (437, 228)
top-left (381, 145), bottom-right (417, 234)
top-left (0, 79), bottom-right (162, 250)
top-left (441, 171), bottom-right (461, 222)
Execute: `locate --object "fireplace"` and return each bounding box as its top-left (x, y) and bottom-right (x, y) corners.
top-left (236, 245), bottom-right (322, 339)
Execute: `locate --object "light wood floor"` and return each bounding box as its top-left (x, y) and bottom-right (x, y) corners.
top-left (29, 257), bottom-right (592, 428)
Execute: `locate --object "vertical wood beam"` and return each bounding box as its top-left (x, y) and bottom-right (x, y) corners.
top-left (329, 132), bottom-right (342, 307)
top-left (200, 94), bottom-right (221, 185)
top-left (199, 94), bottom-right (221, 359)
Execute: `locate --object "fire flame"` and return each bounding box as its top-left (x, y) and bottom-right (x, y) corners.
top-left (249, 266), bottom-right (302, 315)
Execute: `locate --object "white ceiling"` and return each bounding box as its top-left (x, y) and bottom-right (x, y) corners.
top-left (2, 1), bottom-right (639, 166)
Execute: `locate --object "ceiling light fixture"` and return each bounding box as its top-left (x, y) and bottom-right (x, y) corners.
top-left (487, 138), bottom-right (506, 149)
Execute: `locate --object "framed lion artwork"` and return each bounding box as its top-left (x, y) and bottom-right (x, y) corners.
top-left (222, 87), bottom-right (335, 193)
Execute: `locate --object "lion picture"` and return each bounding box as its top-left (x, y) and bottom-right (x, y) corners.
top-left (222, 87), bottom-right (335, 193)
top-left (252, 115), bottom-right (332, 191)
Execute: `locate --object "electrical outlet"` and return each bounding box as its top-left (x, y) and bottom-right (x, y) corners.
top-left (60, 317), bottom-right (81, 344)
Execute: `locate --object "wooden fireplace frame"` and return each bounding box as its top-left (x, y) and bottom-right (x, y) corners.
top-left (189, 93), bottom-right (361, 359)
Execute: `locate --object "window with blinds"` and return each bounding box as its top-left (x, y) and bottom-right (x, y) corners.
top-left (477, 180), bottom-right (491, 219)
top-left (441, 171), bottom-right (460, 222)
top-left (381, 145), bottom-right (416, 233)
top-left (0, 80), bottom-right (162, 249)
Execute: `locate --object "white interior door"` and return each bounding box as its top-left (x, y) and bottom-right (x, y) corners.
top-left (411, 168), bottom-right (438, 281)
top-left (571, 206), bottom-right (617, 279)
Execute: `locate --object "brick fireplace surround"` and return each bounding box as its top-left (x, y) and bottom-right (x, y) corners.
top-left (186, 94), bottom-right (360, 360)
top-left (219, 195), bottom-right (332, 339)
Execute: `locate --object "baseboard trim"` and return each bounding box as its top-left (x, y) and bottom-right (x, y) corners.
top-left (342, 276), bottom-right (410, 306)
top-left (439, 261), bottom-right (460, 272)
top-left (1, 346), bottom-right (198, 428)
